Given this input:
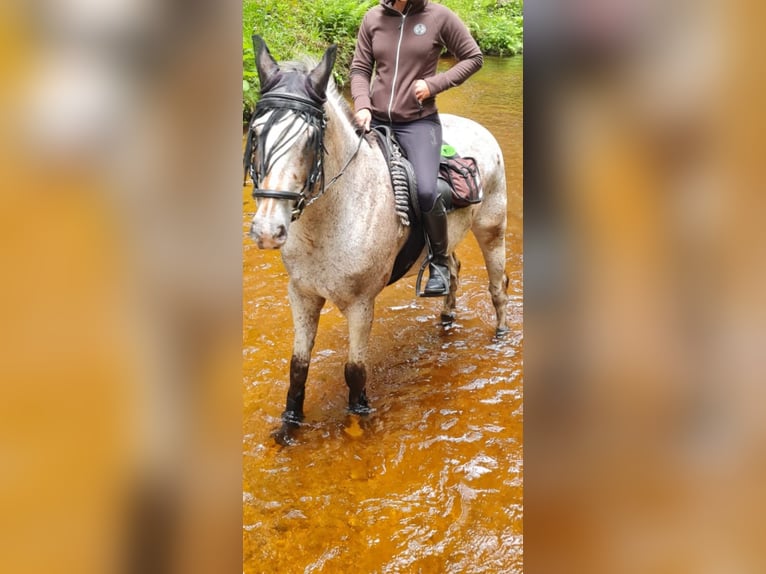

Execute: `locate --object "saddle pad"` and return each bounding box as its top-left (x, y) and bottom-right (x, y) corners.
top-left (371, 126), bottom-right (419, 224)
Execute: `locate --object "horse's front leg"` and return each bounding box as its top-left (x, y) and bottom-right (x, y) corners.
top-left (273, 285), bottom-right (325, 445)
top-left (342, 300), bottom-right (375, 414)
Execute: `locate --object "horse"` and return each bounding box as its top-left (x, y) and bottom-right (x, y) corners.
top-left (246, 37), bottom-right (509, 444)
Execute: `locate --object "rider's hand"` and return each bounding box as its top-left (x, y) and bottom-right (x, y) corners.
top-left (354, 108), bottom-right (372, 132)
top-left (414, 79), bottom-right (431, 103)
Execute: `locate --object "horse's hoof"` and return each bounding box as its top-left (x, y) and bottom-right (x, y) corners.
top-left (281, 409), bottom-right (303, 426)
top-left (271, 423), bottom-right (299, 446)
top-left (440, 312), bottom-right (456, 325)
top-left (348, 403), bottom-right (372, 416)
top-left (494, 326), bottom-right (510, 339)
top-left (272, 412), bottom-right (302, 446)
top-left (347, 390), bottom-right (372, 416)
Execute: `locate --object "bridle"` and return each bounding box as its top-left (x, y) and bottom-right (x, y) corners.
top-left (244, 90), bottom-right (365, 221)
top-left (245, 92), bottom-right (325, 221)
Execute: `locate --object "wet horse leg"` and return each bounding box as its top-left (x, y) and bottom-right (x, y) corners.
top-left (441, 253), bottom-right (461, 324)
top-left (274, 286), bottom-right (325, 444)
top-left (473, 221), bottom-right (510, 336)
top-left (342, 300), bottom-right (374, 414)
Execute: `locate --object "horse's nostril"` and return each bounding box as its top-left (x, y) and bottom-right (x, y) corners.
top-left (275, 225), bottom-right (287, 240)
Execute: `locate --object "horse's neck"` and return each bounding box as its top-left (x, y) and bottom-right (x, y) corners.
top-left (289, 96), bottom-right (397, 247)
top-left (290, 106), bottom-right (406, 267)
top-left (322, 105), bottom-right (369, 180)
top-left (318, 107), bottom-right (389, 209)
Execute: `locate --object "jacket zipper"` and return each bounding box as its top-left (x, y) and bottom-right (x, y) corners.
top-left (388, 13), bottom-right (407, 122)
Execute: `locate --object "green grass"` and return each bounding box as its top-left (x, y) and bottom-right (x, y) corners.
top-left (243, 0), bottom-right (522, 120)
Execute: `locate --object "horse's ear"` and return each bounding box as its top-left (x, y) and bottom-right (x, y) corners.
top-left (307, 45), bottom-right (338, 100)
top-left (253, 35), bottom-right (280, 90)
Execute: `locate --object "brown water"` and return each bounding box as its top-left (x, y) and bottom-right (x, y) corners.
top-left (243, 56), bottom-right (522, 573)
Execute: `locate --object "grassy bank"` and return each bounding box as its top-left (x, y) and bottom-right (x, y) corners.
top-left (243, 0), bottom-right (523, 118)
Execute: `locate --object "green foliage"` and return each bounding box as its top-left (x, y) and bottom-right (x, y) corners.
top-left (442, 0), bottom-right (523, 56)
top-left (242, 0), bottom-right (523, 121)
top-left (310, 0), bottom-right (373, 43)
top-left (308, 0), bottom-right (376, 79)
top-left (242, 0), bottom-right (376, 121)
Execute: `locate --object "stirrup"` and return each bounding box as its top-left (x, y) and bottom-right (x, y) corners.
top-left (416, 257), bottom-right (449, 297)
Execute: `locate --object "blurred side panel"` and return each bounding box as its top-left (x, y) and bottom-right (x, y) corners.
top-left (525, 0), bottom-right (766, 572)
top-left (0, 1), bottom-right (242, 573)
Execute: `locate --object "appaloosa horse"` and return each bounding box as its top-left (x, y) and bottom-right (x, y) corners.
top-left (246, 37), bottom-right (509, 443)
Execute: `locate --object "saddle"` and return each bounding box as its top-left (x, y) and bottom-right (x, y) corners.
top-left (370, 126), bottom-right (484, 285)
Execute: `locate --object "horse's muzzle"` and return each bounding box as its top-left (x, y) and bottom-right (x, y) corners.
top-left (249, 221), bottom-right (287, 249)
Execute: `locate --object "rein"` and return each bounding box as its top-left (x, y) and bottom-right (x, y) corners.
top-left (245, 92), bottom-right (364, 221)
top-left (322, 131), bottom-right (364, 192)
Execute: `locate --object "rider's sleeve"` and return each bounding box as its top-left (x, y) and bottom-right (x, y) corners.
top-left (350, 13), bottom-right (375, 113)
top-left (424, 8), bottom-right (483, 97)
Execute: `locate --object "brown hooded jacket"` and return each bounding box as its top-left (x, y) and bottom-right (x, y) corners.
top-left (350, 0), bottom-right (483, 123)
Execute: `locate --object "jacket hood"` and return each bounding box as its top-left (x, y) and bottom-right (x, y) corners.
top-left (380, 0), bottom-right (428, 15)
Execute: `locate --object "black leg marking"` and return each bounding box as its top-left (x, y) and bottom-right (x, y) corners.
top-left (273, 356), bottom-right (309, 445)
top-left (284, 356), bottom-right (309, 420)
top-left (344, 362), bottom-right (371, 415)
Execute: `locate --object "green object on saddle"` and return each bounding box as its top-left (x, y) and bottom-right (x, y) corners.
top-left (440, 144), bottom-right (456, 158)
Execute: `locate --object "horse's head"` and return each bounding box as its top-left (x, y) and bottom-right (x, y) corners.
top-left (246, 36), bottom-right (337, 249)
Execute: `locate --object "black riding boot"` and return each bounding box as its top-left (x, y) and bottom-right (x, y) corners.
top-left (421, 197), bottom-right (450, 297)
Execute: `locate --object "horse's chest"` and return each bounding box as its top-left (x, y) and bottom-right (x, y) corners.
top-left (283, 244), bottom-right (355, 283)
top-left (282, 235), bottom-right (384, 302)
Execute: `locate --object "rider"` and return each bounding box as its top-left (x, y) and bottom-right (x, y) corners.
top-left (350, 0), bottom-right (483, 296)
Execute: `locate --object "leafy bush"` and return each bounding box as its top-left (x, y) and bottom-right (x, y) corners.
top-left (309, 0), bottom-right (376, 78)
top-left (442, 0), bottom-right (523, 56)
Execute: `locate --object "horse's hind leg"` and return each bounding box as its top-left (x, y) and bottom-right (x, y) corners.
top-left (342, 300), bottom-right (374, 414)
top-left (473, 220), bottom-right (510, 336)
top-left (441, 254), bottom-right (461, 324)
top-left (274, 287), bottom-right (325, 445)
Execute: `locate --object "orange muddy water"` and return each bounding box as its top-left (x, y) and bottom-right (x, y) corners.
top-left (243, 56), bottom-right (522, 573)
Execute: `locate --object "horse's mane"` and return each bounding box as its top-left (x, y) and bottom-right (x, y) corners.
top-left (325, 81), bottom-right (359, 137)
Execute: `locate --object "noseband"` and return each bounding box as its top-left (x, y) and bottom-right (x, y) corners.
top-left (245, 92), bottom-right (326, 221)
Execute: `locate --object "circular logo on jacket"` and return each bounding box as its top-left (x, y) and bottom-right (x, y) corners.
top-left (413, 23), bottom-right (427, 36)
